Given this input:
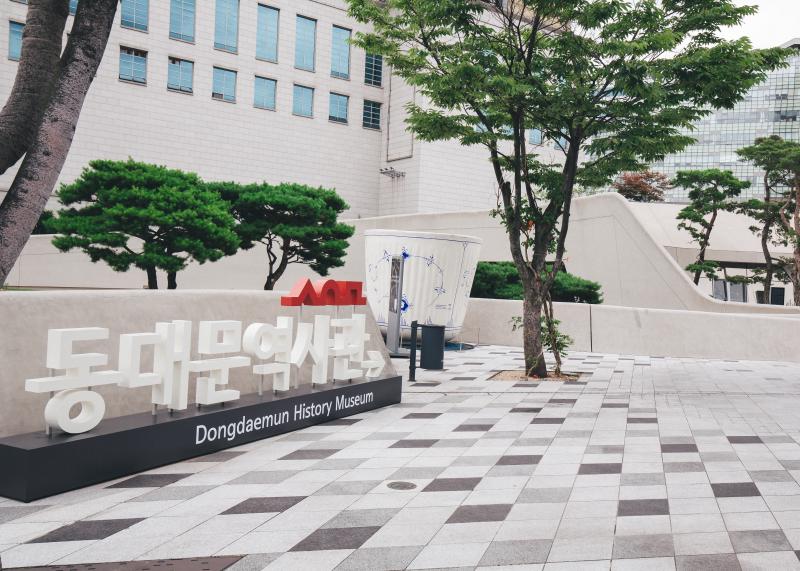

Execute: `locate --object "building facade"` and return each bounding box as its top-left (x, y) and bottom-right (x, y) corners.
top-left (2, 0), bottom-right (549, 219)
top-left (651, 39), bottom-right (800, 203)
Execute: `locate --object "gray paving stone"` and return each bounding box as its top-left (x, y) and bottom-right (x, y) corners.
top-left (390, 439), bottom-right (439, 448)
top-left (322, 508), bottom-right (399, 529)
top-left (423, 478), bottom-right (481, 492)
top-left (579, 463), bottom-right (622, 475)
top-left (479, 539), bottom-right (552, 565)
top-left (389, 467), bottom-right (445, 480)
top-left (622, 473), bottom-right (666, 486)
top-left (613, 534), bottom-right (675, 559)
top-left (225, 553), bottom-right (282, 571)
top-left (108, 473), bottom-right (191, 488)
top-left (317, 481), bottom-right (382, 495)
top-left (29, 518), bottom-right (143, 543)
top-left (750, 470), bottom-right (794, 482)
top-left (446, 504), bottom-right (512, 523)
top-left (188, 450), bottom-right (246, 463)
top-left (128, 485), bottom-right (214, 502)
top-left (728, 530), bottom-right (792, 553)
top-left (228, 471), bottom-right (298, 485)
top-left (335, 546), bottom-right (423, 570)
top-left (223, 496), bottom-right (306, 514)
top-left (0, 506), bottom-right (47, 524)
top-left (518, 487), bottom-right (573, 503)
top-left (618, 499), bottom-right (670, 517)
top-left (496, 455), bottom-right (542, 466)
top-left (676, 554), bottom-right (743, 570)
top-left (711, 483), bottom-right (761, 498)
top-left (280, 448), bottom-right (339, 460)
top-left (290, 526), bottom-right (381, 551)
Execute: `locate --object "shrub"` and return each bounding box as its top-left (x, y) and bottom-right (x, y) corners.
top-left (471, 261), bottom-right (602, 304)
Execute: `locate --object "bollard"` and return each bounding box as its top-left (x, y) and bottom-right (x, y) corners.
top-left (409, 320), bottom-right (419, 382)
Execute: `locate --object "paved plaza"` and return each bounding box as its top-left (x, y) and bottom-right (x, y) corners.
top-left (3, 346), bottom-right (800, 570)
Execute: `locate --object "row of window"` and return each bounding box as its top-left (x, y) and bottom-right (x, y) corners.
top-left (120, 48), bottom-right (382, 129)
top-left (136, 0), bottom-right (383, 87)
top-left (8, 1), bottom-right (385, 88)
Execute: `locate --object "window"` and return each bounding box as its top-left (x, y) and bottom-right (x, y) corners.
top-left (121, 0), bottom-right (148, 31)
top-left (528, 128), bottom-right (543, 145)
top-left (214, 0), bottom-right (239, 53)
top-left (212, 67), bottom-right (236, 102)
top-left (729, 282), bottom-right (747, 303)
top-left (294, 16), bottom-right (316, 71)
top-left (774, 110), bottom-right (798, 122)
top-left (69, 0), bottom-right (78, 15)
top-left (119, 47), bottom-right (147, 84)
top-left (363, 100), bottom-right (381, 129)
top-left (770, 287), bottom-right (786, 306)
top-left (331, 26), bottom-right (351, 79)
top-left (293, 84), bottom-right (314, 117)
top-left (170, 0), bottom-right (195, 42)
top-left (8, 21), bottom-right (23, 61)
top-left (256, 4), bottom-right (279, 62)
top-left (364, 53), bottom-right (382, 86)
top-left (167, 57), bottom-right (193, 93)
top-left (329, 93), bottom-right (349, 123)
top-left (254, 76), bottom-right (276, 110)
top-left (712, 279), bottom-right (727, 301)
top-left (554, 136), bottom-right (568, 151)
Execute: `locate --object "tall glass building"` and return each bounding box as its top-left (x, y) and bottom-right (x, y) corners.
top-left (652, 39), bottom-right (800, 203)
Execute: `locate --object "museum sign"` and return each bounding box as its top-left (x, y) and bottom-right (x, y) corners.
top-left (0, 280), bottom-right (402, 502)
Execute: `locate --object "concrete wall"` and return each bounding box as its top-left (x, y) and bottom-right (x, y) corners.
top-left (0, 290), bottom-right (395, 438)
top-left (8, 193), bottom-right (800, 316)
top-left (462, 298), bottom-right (800, 363)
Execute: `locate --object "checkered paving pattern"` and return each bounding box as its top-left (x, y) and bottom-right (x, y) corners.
top-left (3, 346), bottom-right (800, 570)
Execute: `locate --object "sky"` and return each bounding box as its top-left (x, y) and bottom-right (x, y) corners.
top-left (719, 0), bottom-right (800, 48)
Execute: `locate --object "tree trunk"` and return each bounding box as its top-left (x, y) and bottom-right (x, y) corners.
top-left (761, 176), bottom-right (773, 304)
top-left (761, 226), bottom-right (773, 303)
top-left (693, 209), bottom-right (718, 285)
top-left (521, 277), bottom-right (547, 378)
top-left (543, 293), bottom-right (561, 376)
top-left (794, 182), bottom-right (800, 307)
top-left (167, 271), bottom-right (177, 290)
top-left (0, 0), bottom-right (118, 286)
top-left (263, 237), bottom-right (290, 290)
top-left (146, 267), bottom-right (158, 289)
top-left (0, 0), bottom-right (68, 175)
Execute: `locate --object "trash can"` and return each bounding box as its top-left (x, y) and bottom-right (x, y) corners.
top-left (420, 324), bottom-right (445, 370)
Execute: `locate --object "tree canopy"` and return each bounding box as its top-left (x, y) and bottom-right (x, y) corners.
top-left (741, 139), bottom-right (800, 306)
top-left (613, 171), bottom-right (672, 203)
top-left (210, 182), bottom-right (354, 290)
top-left (347, 0), bottom-right (788, 376)
top-left (734, 136), bottom-right (799, 302)
top-left (675, 169), bottom-right (750, 285)
top-left (49, 160), bottom-right (240, 289)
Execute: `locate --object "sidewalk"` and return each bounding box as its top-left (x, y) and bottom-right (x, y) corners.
top-left (2, 346), bottom-right (800, 570)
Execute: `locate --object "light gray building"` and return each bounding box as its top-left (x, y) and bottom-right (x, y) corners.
top-left (2, 0), bottom-right (565, 219)
top-left (651, 39), bottom-right (800, 203)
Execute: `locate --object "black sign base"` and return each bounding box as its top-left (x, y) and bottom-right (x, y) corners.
top-left (0, 375), bottom-right (402, 502)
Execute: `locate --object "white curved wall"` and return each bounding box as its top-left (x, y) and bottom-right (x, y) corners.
top-left (8, 193), bottom-right (799, 316)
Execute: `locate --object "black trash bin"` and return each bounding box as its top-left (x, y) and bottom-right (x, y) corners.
top-left (420, 324), bottom-right (445, 370)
